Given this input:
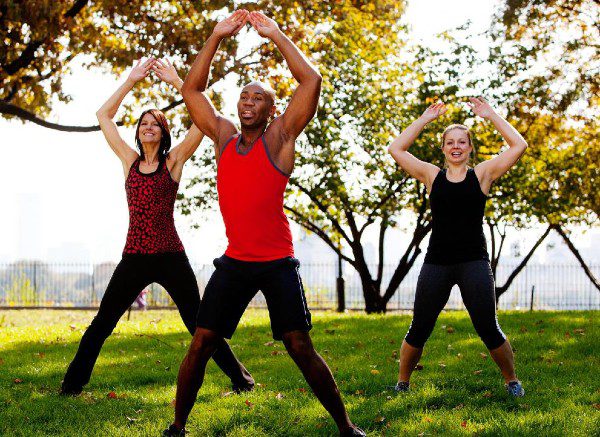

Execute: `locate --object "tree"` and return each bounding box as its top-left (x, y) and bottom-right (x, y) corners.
top-left (0, 0), bottom-right (307, 131)
top-left (484, 0), bottom-right (600, 297)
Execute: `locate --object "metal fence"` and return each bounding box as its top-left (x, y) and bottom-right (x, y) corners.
top-left (0, 261), bottom-right (598, 311)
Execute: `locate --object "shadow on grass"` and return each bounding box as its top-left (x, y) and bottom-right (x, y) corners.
top-left (0, 311), bottom-right (598, 436)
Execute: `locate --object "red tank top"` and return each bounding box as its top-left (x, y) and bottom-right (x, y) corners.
top-left (123, 158), bottom-right (184, 255)
top-left (217, 135), bottom-right (294, 261)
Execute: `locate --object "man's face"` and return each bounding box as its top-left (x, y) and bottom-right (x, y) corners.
top-left (237, 83), bottom-right (275, 128)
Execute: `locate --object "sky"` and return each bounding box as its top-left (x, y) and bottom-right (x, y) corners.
top-left (4, 0), bottom-right (595, 266)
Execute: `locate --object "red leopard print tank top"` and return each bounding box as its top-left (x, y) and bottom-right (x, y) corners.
top-left (123, 158), bottom-right (184, 255)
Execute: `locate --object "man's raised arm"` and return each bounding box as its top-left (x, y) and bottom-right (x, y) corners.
top-left (248, 12), bottom-right (322, 141)
top-left (182, 10), bottom-right (248, 145)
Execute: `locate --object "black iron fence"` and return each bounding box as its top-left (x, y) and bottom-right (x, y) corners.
top-left (0, 261), bottom-right (598, 311)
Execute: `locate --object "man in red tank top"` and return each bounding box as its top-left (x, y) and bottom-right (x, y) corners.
top-left (162, 10), bottom-right (364, 437)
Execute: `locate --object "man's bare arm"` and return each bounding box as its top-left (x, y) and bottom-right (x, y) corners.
top-left (249, 12), bottom-right (321, 143)
top-left (181, 10), bottom-right (248, 149)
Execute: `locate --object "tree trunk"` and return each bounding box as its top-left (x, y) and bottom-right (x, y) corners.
top-left (382, 222), bottom-right (432, 304)
top-left (362, 277), bottom-right (386, 314)
top-left (495, 224), bottom-right (552, 300)
top-left (350, 243), bottom-right (386, 313)
top-left (554, 225), bottom-right (600, 292)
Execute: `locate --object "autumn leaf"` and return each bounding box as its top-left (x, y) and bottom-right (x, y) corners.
top-left (69, 324), bottom-right (77, 331)
top-left (482, 391), bottom-right (493, 398)
top-left (461, 420), bottom-right (467, 427)
top-left (423, 416), bottom-right (433, 423)
top-left (355, 389), bottom-right (365, 395)
top-left (298, 388), bottom-right (307, 393)
top-left (244, 399), bottom-right (254, 408)
top-left (446, 326), bottom-right (455, 333)
top-left (170, 398), bottom-right (176, 407)
top-left (480, 353), bottom-right (488, 359)
top-left (14, 378), bottom-right (23, 384)
top-left (264, 341), bottom-right (275, 347)
top-left (107, 391), bottom-right (118, 399)
top-left (574, 328), bottom-right (585, 335)
top-left (473, 370), bottom-right (483, 375)
top-left (565, 332), bottom-right (571, 338)
top-left (275, 392), bottom-right (285, 400)
top-left (374, 415), bottom-right (386, 423)
top-left (370, 369), bottom-right (380, 375)
top-left (453, 403), bottom-right (464, 410)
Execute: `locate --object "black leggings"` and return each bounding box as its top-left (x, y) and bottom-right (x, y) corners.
top-left (62, 252), bottom-right (253, 389)
top-left (405, 260), bottom-right (506, 350)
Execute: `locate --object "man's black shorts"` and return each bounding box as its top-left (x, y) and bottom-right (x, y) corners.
top-left (196, 255), bottom-right (312, 340)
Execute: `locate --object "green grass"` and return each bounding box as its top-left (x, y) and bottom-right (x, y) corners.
top-left (0, 309), bottom-right (598, 436)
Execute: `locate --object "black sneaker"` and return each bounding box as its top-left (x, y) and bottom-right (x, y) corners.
top-left (59, 381), bottom-right (82, 396)
top-left (389, 381), bottom-right (410, 393)
top-left (341, 425), bottom-right (367, 436)
top-left (162, 424), bottom-right (186, 436)
top-left (232, 381), bottom-right (255, 394)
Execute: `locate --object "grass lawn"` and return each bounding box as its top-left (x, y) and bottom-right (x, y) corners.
top-left (0, 309), bottom-right (598, 436)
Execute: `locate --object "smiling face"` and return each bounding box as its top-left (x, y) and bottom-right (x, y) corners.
top-left (137, 112), bottom-right (163, 145)
top-left (237, 82), bottom-right (276, 128)
top-left (134, 109), bottom-right (171, 160)
top-left (441, 126), bottom-right (472, 166)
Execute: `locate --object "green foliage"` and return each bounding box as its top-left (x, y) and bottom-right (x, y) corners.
top-left (0, 309), bottom-right (598, 435)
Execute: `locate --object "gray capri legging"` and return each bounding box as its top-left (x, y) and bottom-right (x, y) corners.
top-left (404, 260), bottom-right (507, 350)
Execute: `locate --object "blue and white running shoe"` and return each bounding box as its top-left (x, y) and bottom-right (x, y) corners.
top-left (506, 380), bottom-right (525, 397)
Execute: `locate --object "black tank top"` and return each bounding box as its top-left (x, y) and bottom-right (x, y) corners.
top-left (424, 168), bottom-right (489, 265)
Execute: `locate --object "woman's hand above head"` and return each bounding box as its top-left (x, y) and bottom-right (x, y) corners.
top-left (467, 97), bottom-right (496, 120)
top-left (96, 59), bottom-right (154, 176)
top-left (388, 101), bottom-right (444, 192)
top-left (472, 97), bottom-right (528, 193)
top-left (126, 58), bottom-right (156, 84)
top-left (152, 59), bottom-right (182, 88)
top-left (420, 102), bottom-right (447, 124)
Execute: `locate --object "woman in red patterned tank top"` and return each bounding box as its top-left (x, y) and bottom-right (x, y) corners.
top-left (61, 58), bottom-right (254, 396)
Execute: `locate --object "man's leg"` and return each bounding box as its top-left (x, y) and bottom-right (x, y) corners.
top-left (283, 330), bottom-right (361, 435)
top-left (62, 257), bottom-right (148, 393)
top-left (171, 327), bottom-right (221, 430)
top-left (260, 258), bottom-right (363, 435)
top-left (159, 253), bottom-right (254, 390)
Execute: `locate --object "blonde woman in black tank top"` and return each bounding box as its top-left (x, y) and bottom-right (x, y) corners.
top-left (388, 97), bottom-right (528, 397)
